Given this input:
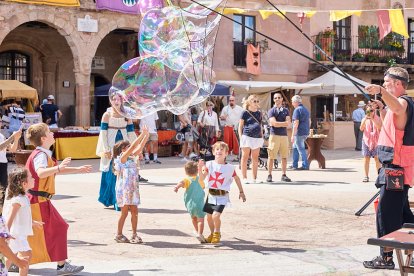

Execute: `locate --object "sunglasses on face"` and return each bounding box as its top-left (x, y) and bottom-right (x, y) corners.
top-left (274, 97), bottom-right (281, 99)
top-left (252, 100), bottom-right (259, 103)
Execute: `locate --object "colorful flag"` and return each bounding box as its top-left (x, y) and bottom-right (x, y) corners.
top-left (389, 9), bottom-right (409, 38)
top-left (96, 0), bottom-right (139, 14)
top-left (376, 10), bottom-right (391, 40)
top-left (259, 10), bottom-right (286, 20)
top-left (5, 0), bottom-right (79, 6)
top-left (329, 11), bottom-right (361, 21)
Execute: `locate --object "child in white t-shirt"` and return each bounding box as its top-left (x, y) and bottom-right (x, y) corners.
top-left (4, 167), bottom-right (43, 276)
top-left (199, 142), bottom-right (246, 244)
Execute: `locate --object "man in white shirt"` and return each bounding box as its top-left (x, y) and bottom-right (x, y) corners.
top-left (140, 112), bottom-right (161, 164)
top-left (220, 96), bottom-right (243, 156)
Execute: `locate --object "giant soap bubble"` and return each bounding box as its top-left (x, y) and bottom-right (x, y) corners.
top-left (111, 0), bottom-right (226, 118)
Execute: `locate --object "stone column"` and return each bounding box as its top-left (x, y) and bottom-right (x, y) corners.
top-left (74, 71), bottom-right (91, 126)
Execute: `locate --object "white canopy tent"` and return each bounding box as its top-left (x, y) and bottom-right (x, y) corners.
top-left (217, 80), bottom-right (323, 111)
top-left (298, 68), bottom-right (371, 121)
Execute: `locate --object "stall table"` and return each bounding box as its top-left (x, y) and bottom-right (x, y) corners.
top-left (367, 223), bottom-right (414, 275)
top-left (305, 136), bottom-right (326, 169)
top-left (54, 131), bottom-right (99, 160)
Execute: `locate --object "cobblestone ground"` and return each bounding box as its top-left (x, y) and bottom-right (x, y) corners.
top-left (11, 149), bottom-right (403, 275)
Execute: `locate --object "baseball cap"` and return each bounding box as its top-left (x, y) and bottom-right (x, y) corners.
top-left (47, 95), bottom-right (55, 100)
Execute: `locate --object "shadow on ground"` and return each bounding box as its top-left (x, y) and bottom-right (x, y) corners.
top-left (27, 268), bottom-right (162, 275)
top-left (139, 208), bottom-right (187, 214)
top-left (140, 228), bottom-right (190, 237)
top-left (68, 239), bottom-right (107, 247)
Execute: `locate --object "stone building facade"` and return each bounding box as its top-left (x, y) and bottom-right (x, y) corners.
top-left (0, 0), bottom-right (315, 126)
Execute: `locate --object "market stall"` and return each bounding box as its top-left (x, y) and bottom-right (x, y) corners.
top-left (298, 68), bottom-right (370, 150)
top-left (53, 129), bottom-right (100, 160)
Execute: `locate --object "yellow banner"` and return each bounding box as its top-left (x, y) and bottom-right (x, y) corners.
top-left (389, 9), bottom-right (409, 38)
top-left (222, 8), bottom-right (246, 15)
top-left (5, 0), bottom-right (79, 6)
top-left (259, 10), bottom-right (286, 20)
top-left (329, 10), bottom-right (361, 21)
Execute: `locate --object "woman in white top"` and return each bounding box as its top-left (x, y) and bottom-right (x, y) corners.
top-left (96, 93), bottom-right (137, 210)
top-left (0, 124), bottom-right (22, 206)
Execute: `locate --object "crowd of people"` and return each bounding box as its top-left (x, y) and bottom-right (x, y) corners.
top-left (0, 66), bottom-right (413, 274)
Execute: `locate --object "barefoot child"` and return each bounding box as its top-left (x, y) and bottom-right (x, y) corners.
top-left (25, 123), bottom-right (92, 275)
top-left (113, 126), bottom-right (149, 244)
top-left (199, 141), bottom-right (246, 244)
top-left (4, 167), bottom-right (43, 276)
top-left (174, 161), bottom-right (206, 243)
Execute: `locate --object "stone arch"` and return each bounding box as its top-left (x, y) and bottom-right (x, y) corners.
top-left (88, 18), bottom-right (139, 59)
top-left (0, 14), bottom-right (82, 74)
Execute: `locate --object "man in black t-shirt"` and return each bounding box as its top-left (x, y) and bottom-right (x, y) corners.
top-left (267, 93), bottom-right (291, 183)
top-left (41, 95), bottom-right (62, 128)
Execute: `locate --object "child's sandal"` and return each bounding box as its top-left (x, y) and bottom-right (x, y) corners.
top-left (130, 234), bottom-right (143, 244)
top-left (114, 234), bottom-right (129, 243)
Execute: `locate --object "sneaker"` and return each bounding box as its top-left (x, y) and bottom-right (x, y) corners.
top-left (189, 152), bottom-right (197, 159)
top-left (242, 179), bottom-right (248, 185)
top-left (178, 153), bottom-right (184, 158)
top-left (8, 264), bottom-right (18, 272)
top-left (206, 233), bottom-right (213, 243)
top-left (57, 261), bottom-right (84, 276)
top-left (144, 159), bottom-right (150, 164)
top-left (266, 174), bottom-right (273, 182)
top-left (211, 232), bottom-right (221, 244)
top-left (363, 256), bottom-right (395, 270)
top-left (281, 174), bottom-right (292, 182)
top-left (181, 157), bottom-right (188, 162)
top-left (288, 165), bottom-right (298, 170)
top-left (298, 167), bottom-right (309, 170)
top-left (139, 175), bottom-right (148, 182)
top-left (153, 159), bottom-right (162, 164)
top-left (196, 234), bottom-right (207, 244)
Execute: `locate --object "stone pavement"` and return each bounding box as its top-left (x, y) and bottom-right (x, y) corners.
top-left (10, 149), bottom-right (405, 275)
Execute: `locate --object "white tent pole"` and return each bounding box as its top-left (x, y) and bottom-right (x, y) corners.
top-left (333, 94), bottom-right (336, 122)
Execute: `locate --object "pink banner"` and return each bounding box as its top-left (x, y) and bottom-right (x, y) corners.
top-left (377, 10), bottom-right (391, 40)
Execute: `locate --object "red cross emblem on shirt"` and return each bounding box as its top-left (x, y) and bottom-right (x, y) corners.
top-left (209, 172), bottom-right (225, 188)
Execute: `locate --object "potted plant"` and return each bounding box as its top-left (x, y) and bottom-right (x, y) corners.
top-left (352, 52), bottom-right (365, 62)
top-left (245, 38), bottom-right (255, 45)
top-left (366, 52), bottom-right (380, 63)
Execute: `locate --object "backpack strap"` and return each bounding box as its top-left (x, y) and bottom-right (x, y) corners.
top-left (401, 95), bottom-right (414, 145)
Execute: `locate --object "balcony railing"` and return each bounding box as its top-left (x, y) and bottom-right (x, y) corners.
top-left (312, 35), bottom-right (412, 64)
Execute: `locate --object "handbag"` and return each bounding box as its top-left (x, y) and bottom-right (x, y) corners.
top-left (385, 166), bottom-right (404, 191)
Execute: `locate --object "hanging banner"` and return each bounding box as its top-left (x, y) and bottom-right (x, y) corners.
top-left (377, 10), bottom-right (392, 40)
top-left (222, 8), bottom-right (246, 15)
top-left (6, 0), bottom-right (79, 6)
top-left (389, 9), bottom-right (409, 38)
top-left (246, 44), bottom-right (261, 75)
top-left (259, 10), bottom-right (286, 20)
top-left (96, 0), bottom-right (139, 14)
top-left (329, 10), bottom-right (362, 21)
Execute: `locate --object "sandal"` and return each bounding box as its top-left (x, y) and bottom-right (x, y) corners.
top-left (362, 176), bottom-right (369, 182)
top-left (114, 234), bottom-right (129, 243)
top-left (130, 234), bottom-right (143, 244)
top-left (363, 256), bottom-right (395, 270)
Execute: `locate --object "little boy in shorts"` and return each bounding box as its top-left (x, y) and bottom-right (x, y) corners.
top-left (199, 141), bottom-right (246, 243)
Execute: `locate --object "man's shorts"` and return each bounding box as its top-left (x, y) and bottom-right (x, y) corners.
top-left (267, 134), bottom-right (289, 159)
top-left (148, 133), bottom-right (158, 141)
top-left (203, 201), bottom-right (225, 214)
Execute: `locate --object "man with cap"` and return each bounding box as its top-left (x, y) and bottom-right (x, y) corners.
top-left (352, 101), bottom-right (366, 151)
top-left (41, 95), bottom-right (62, 128)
